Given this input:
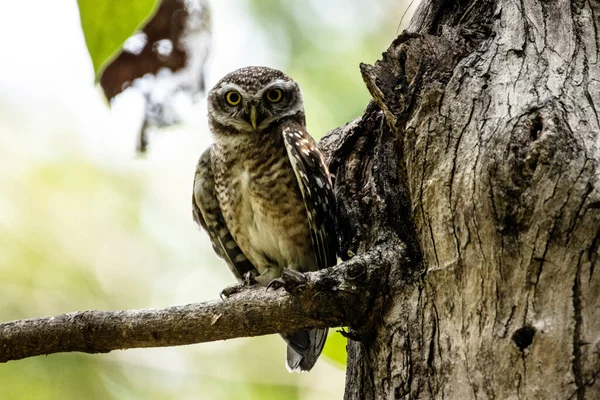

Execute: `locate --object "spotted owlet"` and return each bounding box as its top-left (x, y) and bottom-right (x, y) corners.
top-left (192, 66), bottom-right (337, 372)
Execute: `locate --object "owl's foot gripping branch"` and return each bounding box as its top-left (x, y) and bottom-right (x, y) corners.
top-left (0, 245), bottom-right (403, 363)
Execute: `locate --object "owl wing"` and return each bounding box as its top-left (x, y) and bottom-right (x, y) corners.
top-left (282, 123), bottom-right (338, 270)
top-left (192, 146), bottom-right (256, 281)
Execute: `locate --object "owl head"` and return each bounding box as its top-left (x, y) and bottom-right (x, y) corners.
top-left (207, 66), bottom-right (305, 135)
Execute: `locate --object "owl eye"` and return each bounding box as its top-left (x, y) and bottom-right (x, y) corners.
top-left (225, 91), bottom-right (241, 106)
top-left (266, 88), bottom-right (283, 103)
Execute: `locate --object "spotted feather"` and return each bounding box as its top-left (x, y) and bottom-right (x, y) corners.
top-left (192, 147), bottom-right (257, 280)
top-left (282, 122), bottom-right (337, 270)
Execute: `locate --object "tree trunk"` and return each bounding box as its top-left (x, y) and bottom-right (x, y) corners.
top-left (324, 0), bottom-right (600, 397)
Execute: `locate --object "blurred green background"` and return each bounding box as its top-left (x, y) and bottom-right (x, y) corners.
top-left (0, 0), bottom-right (411, 398)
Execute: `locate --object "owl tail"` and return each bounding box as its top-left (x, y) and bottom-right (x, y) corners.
top-left (281, 328), bottom-right (328, 372)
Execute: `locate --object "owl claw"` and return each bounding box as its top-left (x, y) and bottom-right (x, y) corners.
top-left (219, 284), bottom-right (242, 299)
top-left (265, 269), bottom-right (307, 292)
top-left (265, 278), bottom-right (286, 291)
top-left (220, 271), bottom-right (259, 299)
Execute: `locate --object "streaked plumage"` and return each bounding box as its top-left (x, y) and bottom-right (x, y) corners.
top-left (192, 66), bottom-right (337, 372)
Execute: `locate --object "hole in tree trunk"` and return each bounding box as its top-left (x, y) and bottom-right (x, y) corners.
top-left (530, 114), bottom-right (543, 141)
top-left (511, 325), bottom-right (536, 351)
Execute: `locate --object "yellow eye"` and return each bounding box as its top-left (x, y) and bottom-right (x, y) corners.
top-left (266, 88), bottom-right (283, 103)
top-left (225, 91), bottom-right (241, 106)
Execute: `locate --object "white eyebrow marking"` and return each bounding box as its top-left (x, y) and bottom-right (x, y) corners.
top-left (255, 79), bottom-right (298, 97)
top-left (216, 83), bottom-right (250, 98)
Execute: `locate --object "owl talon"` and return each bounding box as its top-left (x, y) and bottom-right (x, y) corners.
top-left (220, 284), bottom-right (242, 299)
top-left (266, 269), bottom-right (307, 292)
top-left (220, 271), bottom-right (259, 299)
top-left (265, 278), bottom-right (286, 291)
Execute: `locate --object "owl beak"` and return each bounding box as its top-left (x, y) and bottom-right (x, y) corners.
top-left (249, 105), bottom-right (258, 130)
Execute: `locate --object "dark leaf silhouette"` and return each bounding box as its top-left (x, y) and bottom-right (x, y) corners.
top-left (100, 0), bottom-right (211, 152)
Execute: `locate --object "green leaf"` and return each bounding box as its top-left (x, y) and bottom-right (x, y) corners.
top-left (322, 329), bottom-right (347, 368)
top-left (77, 0), bottom-right (159, 75)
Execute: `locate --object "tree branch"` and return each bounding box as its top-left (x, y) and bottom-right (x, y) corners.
top-left (1, 247), bottom-right (399, 363)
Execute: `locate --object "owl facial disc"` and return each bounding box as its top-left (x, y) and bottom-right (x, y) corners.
top-left (207, 66), bottom-right (305, 134)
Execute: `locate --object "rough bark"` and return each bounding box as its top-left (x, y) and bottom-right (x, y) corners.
top-left (329, 0), bottom-right (600, 398)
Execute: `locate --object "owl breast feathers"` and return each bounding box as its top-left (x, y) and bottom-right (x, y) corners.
top-left (192, 66), bottom-right (337, 372)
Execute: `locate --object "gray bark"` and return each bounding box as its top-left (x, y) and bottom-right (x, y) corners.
top-left (328, 0), bottom-right (600, 397)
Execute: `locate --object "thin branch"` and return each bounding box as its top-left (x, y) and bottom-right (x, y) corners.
top-left (0, 249), bottom-right (395, 363)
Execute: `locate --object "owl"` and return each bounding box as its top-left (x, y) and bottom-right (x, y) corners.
top-left (192, 66), bottom-right (337, 372)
